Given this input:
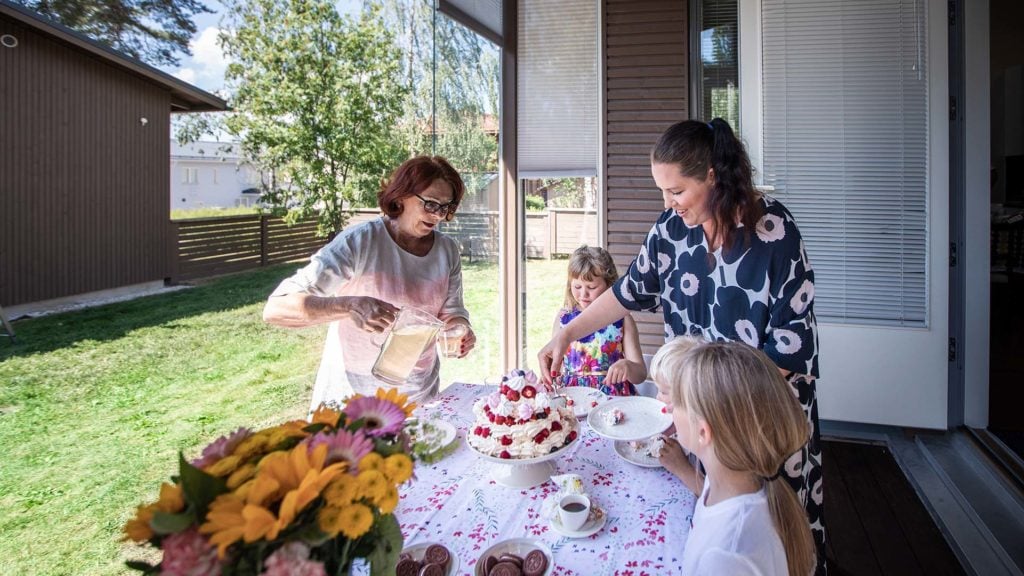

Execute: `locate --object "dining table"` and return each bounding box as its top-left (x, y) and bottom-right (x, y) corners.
top-left (372, 382), bottom-right (698, 576)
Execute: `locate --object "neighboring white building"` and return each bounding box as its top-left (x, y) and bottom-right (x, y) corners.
top-left (170, 140), bottom-right (263, 209)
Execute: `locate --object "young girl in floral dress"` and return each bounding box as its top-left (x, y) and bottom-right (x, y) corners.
top-left (552, 246), bottom-right (646, 396)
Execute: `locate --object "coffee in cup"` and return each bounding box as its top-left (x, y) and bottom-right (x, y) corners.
top-left (558, 494), bottom-right (591, 531)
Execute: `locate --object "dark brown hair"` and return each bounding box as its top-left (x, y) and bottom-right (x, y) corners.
top-left (378, 156), bottom-right (465, 222)
top-left (651, 118), bottom-right (763, 251)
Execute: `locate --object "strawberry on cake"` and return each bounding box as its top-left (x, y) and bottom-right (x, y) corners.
top-left (467, 369), bottom-right (578, 459)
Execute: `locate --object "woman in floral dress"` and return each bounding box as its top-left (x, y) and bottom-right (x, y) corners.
top-left (539, 118), bottom-right (826, 574)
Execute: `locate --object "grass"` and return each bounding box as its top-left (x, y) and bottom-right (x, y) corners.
top-left (170, 206), bottom-right (260, 220)
top-left (0, 258), bottom-right (567, 575)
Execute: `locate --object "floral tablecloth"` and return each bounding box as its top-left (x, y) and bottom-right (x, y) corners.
top-left (386, 383), bottom-right (696, 576)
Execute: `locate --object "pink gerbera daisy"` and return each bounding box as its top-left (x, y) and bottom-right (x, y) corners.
top-left (307, 429), bottom-right (374, 472)
top-left (190, 427), bottom-right (251, 469)
top-left (342, 396), bottom-right (406, 437)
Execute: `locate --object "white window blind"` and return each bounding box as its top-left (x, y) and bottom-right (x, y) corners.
top-left (518, 0), bottom-right (598, 175)
top-left (761, 0), bottom-right (928, 326)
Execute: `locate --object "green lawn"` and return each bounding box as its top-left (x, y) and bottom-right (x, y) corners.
top-left (0, 258), bottom-right (567, 575)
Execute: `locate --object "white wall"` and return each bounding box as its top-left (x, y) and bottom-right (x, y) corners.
top-left (170, 159), bottom-right (261, 209)
top-left (964, 0), bottom-right (991, 427)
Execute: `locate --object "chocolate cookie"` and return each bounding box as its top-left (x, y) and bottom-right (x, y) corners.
top-left (523, 549), bottom-right (548, 576)
top-left (418, 563), bottom-right (444, 576)
top-left (488, 561), bottom-right (522, 576)
top-left (497, 553), bottom-right (523, 568)
top-left (424, 544), bottom-right (451, 568)
top-left (484, 555), bottom-right (499, 573)
top-left (396, 557), bottom-right (421, 576)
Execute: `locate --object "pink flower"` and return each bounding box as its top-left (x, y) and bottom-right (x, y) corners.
top-left (160, 528), bottom-right (220, 576)
top-left (307, 429), bottom-right (374, 473)
top-left (342, 396), bottom-right (406, 437)
top-left (190, 428), bottom-right (251, 468)
top-left (262, 543), bottom-right (326, 576)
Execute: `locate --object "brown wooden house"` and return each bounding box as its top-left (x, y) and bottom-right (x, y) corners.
top-left (0, 0), bottom-right (226, 307)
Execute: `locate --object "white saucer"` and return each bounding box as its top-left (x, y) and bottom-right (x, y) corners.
top-left (549, 505), bottom-right (607, 538)
top-left (613, 440), bottom-right (663, 468)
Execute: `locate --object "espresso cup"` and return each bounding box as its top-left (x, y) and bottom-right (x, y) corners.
top-left (558, 494), bottom-right (591, 531)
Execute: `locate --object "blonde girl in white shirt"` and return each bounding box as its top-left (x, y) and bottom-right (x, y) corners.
top-left (651, 339), bottom-right (815, 576)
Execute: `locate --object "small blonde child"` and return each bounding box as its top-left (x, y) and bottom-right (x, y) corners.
top-left (654, 339), bottom-right (815, 576)
top-left (551, 246), bottom-right (646, 395)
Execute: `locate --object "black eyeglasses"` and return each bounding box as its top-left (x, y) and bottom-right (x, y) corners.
top-left (414, 193), bottom-right (458, 216)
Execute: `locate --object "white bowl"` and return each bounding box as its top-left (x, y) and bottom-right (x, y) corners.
top-left (474, 538), bottom-right (554, 576)
top-left (400, 541), bottom-right (459, 576)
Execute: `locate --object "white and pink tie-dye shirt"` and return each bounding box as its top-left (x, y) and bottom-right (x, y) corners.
top-left (271, 217), bottom-right (469, 409)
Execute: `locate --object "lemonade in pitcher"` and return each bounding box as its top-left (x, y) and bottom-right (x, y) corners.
top-left (371, 307), bottom-right (442, 385)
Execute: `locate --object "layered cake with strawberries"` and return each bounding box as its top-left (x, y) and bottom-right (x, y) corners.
top-left (467, 370), bottom-right (579, 459)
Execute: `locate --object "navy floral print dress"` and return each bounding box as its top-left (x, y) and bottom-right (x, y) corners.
top-left (613, 195), bottom-right (826, 572)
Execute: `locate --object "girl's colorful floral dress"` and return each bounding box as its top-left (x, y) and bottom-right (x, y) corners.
top-left (558, 307), bottom-right (636, 396)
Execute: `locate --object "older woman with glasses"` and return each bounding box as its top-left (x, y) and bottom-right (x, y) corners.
top-left (263, 156), bottom-right (476, 409)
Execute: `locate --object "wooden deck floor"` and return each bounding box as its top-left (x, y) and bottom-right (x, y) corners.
top-left (822, 440), bottom-right (966, 576)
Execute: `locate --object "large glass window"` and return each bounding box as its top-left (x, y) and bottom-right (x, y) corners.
top-left (694, 0), bottom-right (740, 127)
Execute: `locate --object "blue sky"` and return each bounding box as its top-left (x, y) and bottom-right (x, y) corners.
top-left (161, 1), bottom-right (360, 94)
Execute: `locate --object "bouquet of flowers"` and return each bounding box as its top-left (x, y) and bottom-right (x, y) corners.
top-left (124, 389), bottom-right (418, 576)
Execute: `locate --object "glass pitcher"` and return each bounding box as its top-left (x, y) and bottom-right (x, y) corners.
top-left (371, 307), bottom-right (443, 385)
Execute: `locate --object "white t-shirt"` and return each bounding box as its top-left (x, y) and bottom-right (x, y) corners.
top-left (271, 217), bottom-right (469, 409)
top-left (681, 476), bottom-right (789, 576)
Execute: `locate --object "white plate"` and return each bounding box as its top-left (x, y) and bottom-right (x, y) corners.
top-left (550, 504), bottom-right (607, 538)
top-left (587, 397), bottom-right (672, 441)
top-left (408, 419), bottom-right (457, 455)
top-left (474, 538), bottom-right (554, 576)
top-left (561, 387), bottom-right (608, 419)
top-left (400, 541), bottom-right (459, 576)
top-left (613, 439), bottom-right (663, 468)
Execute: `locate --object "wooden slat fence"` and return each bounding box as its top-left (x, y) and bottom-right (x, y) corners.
top-left (172, 208), bottom-right (599, 283)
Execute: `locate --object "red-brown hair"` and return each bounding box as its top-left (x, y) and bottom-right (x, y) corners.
top-left (378, 156), bottom-right (465, 222)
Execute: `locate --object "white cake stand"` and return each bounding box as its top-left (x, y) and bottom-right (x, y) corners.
top-left (466, 433), bottom-right (580, 489)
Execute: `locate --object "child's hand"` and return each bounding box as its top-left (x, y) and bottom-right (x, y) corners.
top-left (658, 436), bottom-right (699, 493)
top-left (605, 359), bottom-right (631, 384)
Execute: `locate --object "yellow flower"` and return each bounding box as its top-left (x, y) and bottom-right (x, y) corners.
top-left (323, 474), bottom-right (359, 507)
top-left (374, 388), bottom-right (417, 418)
top-left (378, 483), bottom-right (399, 514)
top-left (318, 505), bottom-right (344, 536)
top-left (382, 453), bottom-right (413, 484)
top-left (226, 463), bottom-right (257, 489)
top-left (154, 482), bottom-right (185, 513)
top-left (204, 455), bottom-right (242, 478)
top-left (123, 504), bottom-right (155, 542)
top-left (336, 503), bottom-right (374, 539)
top-left (310, 405), bottom-right (342, 428)
top-left (359, 452), bottom-right (384, 473)
top-left (244, 474), bottom-right (281, 507)
top-left (241, 504), bottom-right (280, 542)
top-left (232, 435), bottom-right (267, 460)
top-left (356, 469), bottom-right (387, 502)
top-left (199, 494), bottom-right (246, 558)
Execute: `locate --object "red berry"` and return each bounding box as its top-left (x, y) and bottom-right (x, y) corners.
top-left (568, 430), bottom-right (578, 441)
top-left (474, 426), bottom-right (482, 435)
top-left (591, 401), bottom-right (599, 408)
top-left (501, 385), bottom-right (510, 395)
top-left (499, 450), bottom-right (511, 459)
top-left (522, 386), bottom-right (536, 398)
top-left (533, 432), bottom-right (546, 444)
top-left (495, 415), bottom-right (506, 425)
top-left (550, 421), bottom-right (563, 432)
top-left (488, 413), bottom-right (495, 423)
top-left (501, 435), bottom-right (513, 446)
top-left (481, 427), bottom-right (491, 438)
top-left (506, 390), bottom-right (521, 402)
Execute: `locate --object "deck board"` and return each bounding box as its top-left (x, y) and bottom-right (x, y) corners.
top-left (822, 440), bottom-right (966, 576)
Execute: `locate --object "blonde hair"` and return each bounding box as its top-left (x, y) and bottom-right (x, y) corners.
top-left (563, 245), bottom-right (619, 309)
top-left (668, 341), bottom-right (815, 576)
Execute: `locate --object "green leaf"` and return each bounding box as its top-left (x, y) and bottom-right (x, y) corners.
top-left (150, 509), bottom-right (196, 535)
top-left (367, 514), bottom-right (403, 576)
top-left (178, 452), bottom-right (228, 519)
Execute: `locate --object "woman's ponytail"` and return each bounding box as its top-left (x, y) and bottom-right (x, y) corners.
top-left (765, 476), bottom-right (816, 576)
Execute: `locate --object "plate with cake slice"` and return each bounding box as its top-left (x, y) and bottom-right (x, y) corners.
top-left (587, 397), bottom-right (673, 441)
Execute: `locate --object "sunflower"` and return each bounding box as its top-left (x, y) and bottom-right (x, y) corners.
top-left (374, 388), bottom-right (417, 418)
top-left (123, 504), bottom-right (155, 543)
top-left (310, 405), bottom-right (342, 428)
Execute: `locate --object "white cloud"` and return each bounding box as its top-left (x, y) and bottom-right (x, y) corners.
top-left (173, 67), bottom-right (197, 83)
top-left (189, 26), bottom-right (229, 88)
